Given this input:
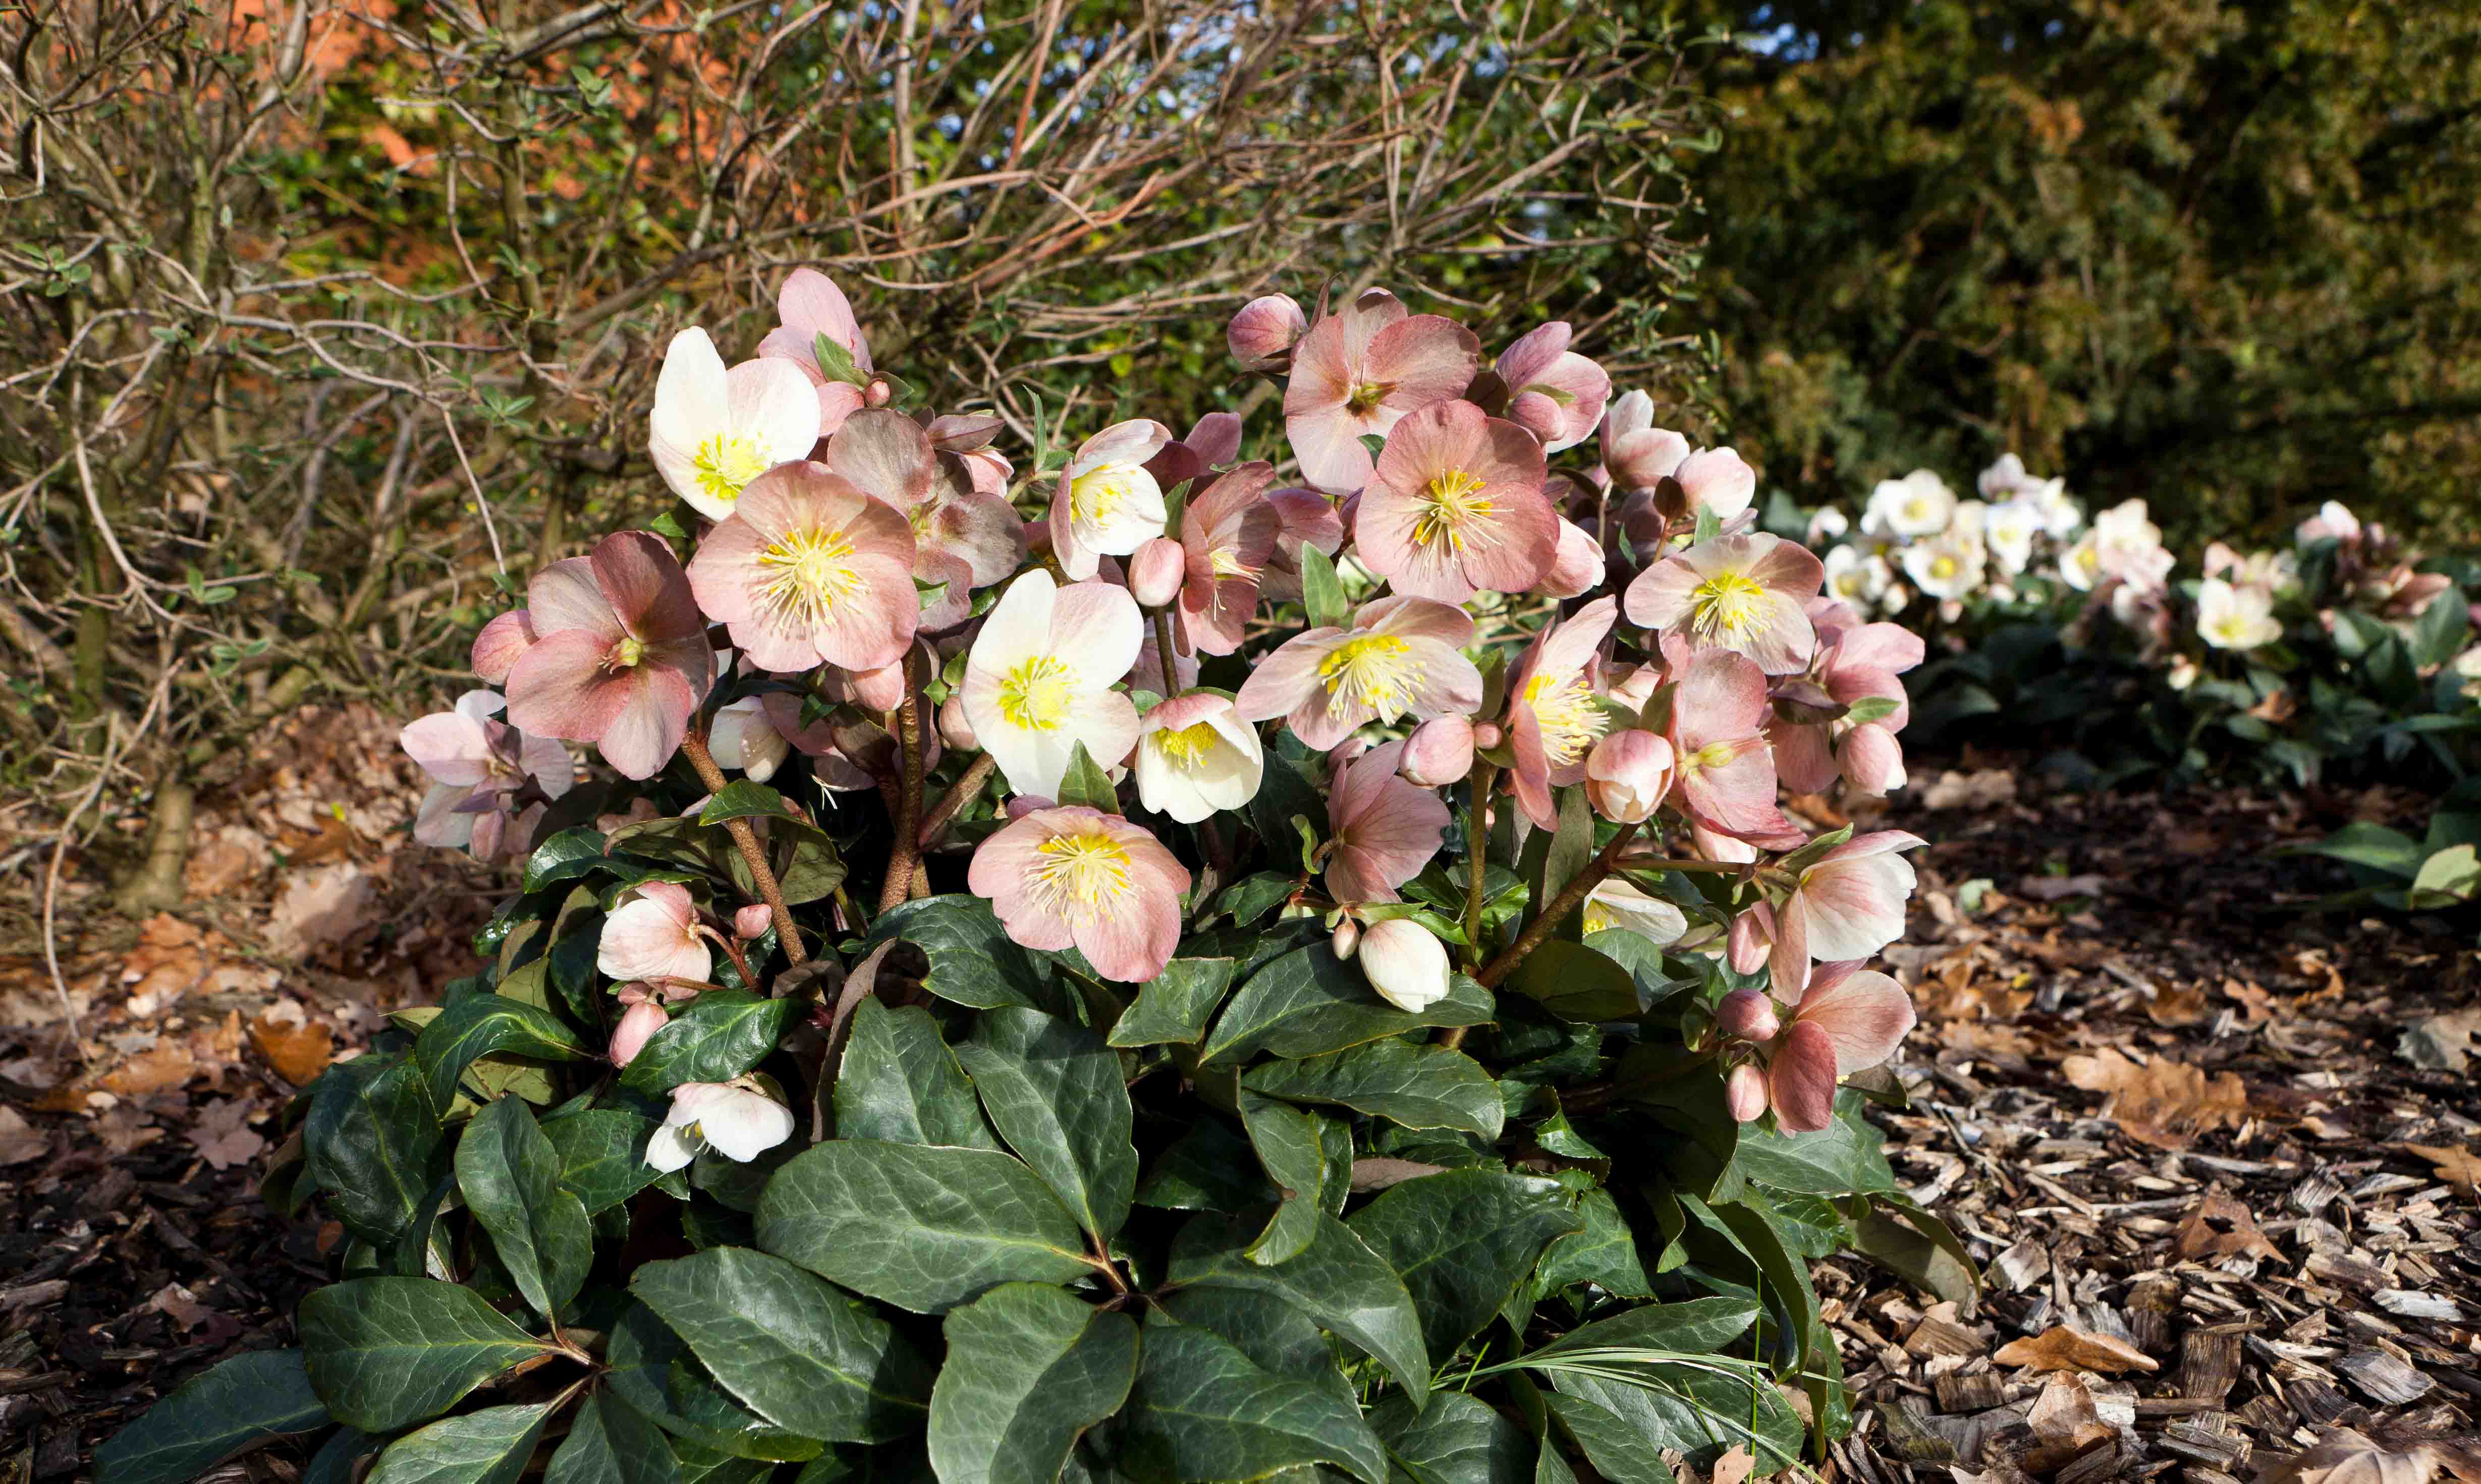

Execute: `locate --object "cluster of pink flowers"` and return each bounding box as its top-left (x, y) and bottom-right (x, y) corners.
top-left (404, 272), bottom-right (1944, 1144)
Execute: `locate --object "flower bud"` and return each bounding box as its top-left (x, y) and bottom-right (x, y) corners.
top-left (1399, 716), bottom-right (1475, 787)
top-left (1331, 918), bottom-right (1361, 961)
top-left (1228, 294), bottom-right (1308, 369)
top-left (1471, 721), bottom-right (1504, 750)
top-left (864, 377), bottom-right (894, 408)
top-left (1727, 903), bottom-right (1774, 977)
top-left (609, 1000), bottom-right (669, 1067)
top-left (1584, 731), bottom-right (1674, 824)
top-left (849, 659), bottom-right (907, 714)
top-left (1359, 918), bottom-right (1450, 1012)
top-left (1537, 519), bottom-right (1606, 600)
top-left (1716, 989), bottom-right (1781, 1043)
top-left (938, 694), bottom-right (978, 750)
top-left (1130, 537), bottom-right (1186, 608)
top-left (734, 903), bottom-right (774, 940)
top-left (1838, 722), bottom-right (1906, 795)
top-left (1724, 1063), bottom-right (1770, 1124)
top-left (1507, 389), bottom-right (1565, 445)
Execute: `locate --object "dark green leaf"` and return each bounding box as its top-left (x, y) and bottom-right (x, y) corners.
top-left (1298, 544), bottom-right (1349, 632)
top-left (1120, 1314), bottom-right (1385, 1484)
top-left (94, 1349), bottom-right (326, 1484)
top-left (1540, 1393), bottom-right (1671, 1484)
top-left (700, 780), bottom-right (799, 826)
top-left (304, 1053), bottom-right (446, 1248)
top-left (1550, 1365), bottom-right (1802, 1472)
top-left (1215, 873), bottom-right (1297, 928)
top-left (620, 992), bottom-right (798, 1095)
top-left (298, 1278), bottom-right (552, 1433)
top-left (543, 1394), bottom-right (679, 1484)
top-left (456, 1097), bottom-right (594, 1321)
top-left (1107, 957), bottom-right (1237, 1048)
top-left (955, 1007), bottom-right (1138, 1240)
top-left (605, 1303), bottom-right (823, 1462)
top-left (1238, 1092), bottom-right (1330, 1266)
top-left (1242, 1039), bottom-right (1505, 1138)
top-left (1133, 1117), bottom-right (1279, 1213)
top-left (866, 897), bottom-right (1056, 1011)
top-left (1723, 1097), bottom-right (1899, 1197)
top-left (2293, 820), bottom-right (2425, 878)
top-left (633, 1248), bottom-right (932, 1443)
top-left (1372, 1391), bottom-right (1531, 1484)
top-left (1507, 941), bottom-right (1640, 1023)
top-left (1529, 1296), bottom-right (1758, 1360)
top-left (834, 1000), bottom-right (999, 1149)
top-left (1055, 742), bottom-right (1119, 813)
top-left (1534, 1189), bottom-right (1652, 1299)
top-left (415, 995), bottom-right (583, 1111)
top-left (525, 828), bottom-right (612, 892)
top-left (769, 821), bottom-right (848, 906)
top-left (756, 1141), bottom-right (1094, 1313)
top-left (1698, 1195), bottom-right (1820, 1370)
top-left (927, 1283), bottom-right (1139, 1484)
top-left (365, 1402), bottom-right (555, 1484)
top-left (1347, 1170), bottom-right (1582, 1360)
top-left (1202, 946), bottom-right (1493, 1064)
top-left (1167, 1210), bottom-right (1428, 1404)
top-left (1155, 1287), bottom-right (1349, 1394)
top-left (1854, 1199), bottom-right (1981, 1317)
top-left (544, 1107), bottom-right (661, 1214)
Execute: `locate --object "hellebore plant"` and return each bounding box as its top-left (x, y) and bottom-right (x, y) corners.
top-left (108, 274), bottom-right (1974, 1484)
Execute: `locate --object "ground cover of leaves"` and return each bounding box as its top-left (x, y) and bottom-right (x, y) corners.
top-left (3, 725), bottom-right (2477, 1484)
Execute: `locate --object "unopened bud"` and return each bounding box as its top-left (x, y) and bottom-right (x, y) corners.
top-left (1724, 1063), bottom-right (1769, 1123)
top-left (1331, 918), bottom-right (1361, 960)
top-left (864, 377), bottom-right (893, 408)
top-left (1228, 294), bottom-right (1308, 370)
top-left (1507, 390), bottom-right (1564, 445)
top-left (1130, 537), bottom-right (1186, 608)
top-left (1470, 721), bottom-right (1504, 750)
top-left (610, 1001), bottom-right (669, 1067)
top-left (1715, 989), bottom-right (1781, 1043)
top-left (1399, 716), bottom-right (1475, 787)
top-left (847, 659), bottom-right (907, 713)
top-left (1359, 918), bottom-right (1449, 1012)
top-left (734, 904), bottom-right (774, 941)
top-left (1839, 721), bottom-right (1906, 795)
top-left (938, 695), bottom-right (978, 751)
top-left (1584, 730), bottom-right (1674, 824)
top-left (1727, 903), bottom-right (1774, 976)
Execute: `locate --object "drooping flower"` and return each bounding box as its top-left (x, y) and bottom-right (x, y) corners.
top-left (599, 881), bottom-right (711, 986)
top-left (757, 268), bottom-right (877, 434)
top-left (472, 610), bottom-right (538, 683)
top-left (1325, 739), bottom-right (1451, 905)
top-left (646, 1079), bottom-right (797, 1172)
top-left (1666, 648), bottom-right (1800, 845)
top-left (1256, 487), bottom-right (1348, 602)
top-left (968, 806), bottom-right (1189, 982)
top-left (1178, 463), bottom-right (1282, 655)
top-left (1765, 831), bottom-right (1926, 997)
top-left (1505, 596), bottom-right (1618, 829)
top-left (925, 414), bottom-right (1016, 498)
top-left (504, 532), bottom-right (716, 780)
top-left (960, 570), bottom-right (1143, 798)
top-left (1582, 877), bottom-right (1687, 944)
top-left (1626, 534), bottom-right (1824, 675)
top-left (1230, 294), bottom-right (1310, 371)
top-left (1358, 917), bottom-right (1451, 1012)
top-left (649, 328), bottom-right (821, 522)
top-left (1354, 399), bottom-right (1558, 602)
top-left (609, 1001), bottom-right (668, 1067)
top-left (401, 689), bottom-right (573, 861)
top-left (1495, 322), bottom-right (1612, 453)
top-left (1746, 962), bottom-right (1917, 1133)
top-left (1283, 289), bottom-right (1479, 494)
top-left (1133, 693), bottom-right (1264, 824)
top-left (1538, 518), bottom-right (1611, 600)
top-left (1599, 391), bottom-right (1689, 493)
top-left (2197, 578), bottom-right (2281, 651)
top-left (1049, 420), bottom-right (1174, 581)
top-left (1234, 595), bottom-right (1483, 751)
top-left (1862, 470), bottom-right (1956, 539)
top-left (686, 462), bottom-right (917, 675)
top-left (708, 696), bottom-right (792, 782)
top-left (1584, 729), bottom-right (1674, 824)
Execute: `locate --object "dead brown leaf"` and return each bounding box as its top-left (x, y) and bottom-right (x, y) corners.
top-left (2022, 1375), bottom-right (2117, 1471)
top-left (249, 1013), bottom-right (335, 1086)
top-left (2398, 1010), bottom-right (2481, 1073)
top-left (1992, 1325), bottom-right (2160, 1375)
top-left (2399, 1143), bottom-right (2481, 1196)
top-left (98, 1043), bottom-right (200, 1097)
top-left (2060, 1047), bottom-right (2248, 1150)
top-left (2259, 1428), bottom-right (2481, 1484)
top-left (2147, 982), bottom-right (2214, 1027)
top-left (1711, 1446), bottom-right (1757, 1484)
top-left (2221, 978), bottom-right (2277, 1028)
top-left (0, 1105), bottom-right (46, 1166)
top-left (2176, 1188), bottom-right (2285, 1262)
top-left (187, 1098), bottom-right (267, 1171)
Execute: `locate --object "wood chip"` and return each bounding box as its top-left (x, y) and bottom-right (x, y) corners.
top-left (2332, 1350), bottom-right (2434, 1405)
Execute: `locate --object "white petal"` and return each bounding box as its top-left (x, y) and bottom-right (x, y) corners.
top-left (727, 357), bottom-right (823, 463)
top-left (650, 328), bottom-right (729, 452)
top-left (644, 1123), bottom-right (701, 1173)
top-left (702, 1088), bottom-right (796, 1162)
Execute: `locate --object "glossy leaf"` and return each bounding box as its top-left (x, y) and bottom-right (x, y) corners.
top-left (1167, 1209), bottom-right (1428, 1405)
top-left (1347, 1170), bottom-right (1582, 1360)
top-left (700, 780), bottom-right (799, 825)
top-left (297, 1278), bottom-right (552, 1433)
top-left (365, 1402), bottom-right (555, 1484)
top-left (303, 1053), bottom-right (446, 1248)
top-left (1528, 1296), bottom-right (1758, 1360)
top-left (93, 1348), bottom-right (327, 1484)
top-left (456, 1096), bottom-right (593, 1321)
top-left (955, 1007), bottom-right (1138, 1240)
top-left (1241, 1039), bottom-right (1505, 1139)
top-left (543, 1107), bottom-right (662, 1214)
top-left (866, 897), bottom-right (1056, 1011)
top-left (619, 991), bottom-right (798, 1095)
top-left (1119, 1314), bottom-right (1385, 1484)
top-left (1202, 945), bottom-right (1493, 1064)
top-left (415, 994), bottom-right (584, 1110)
top-left (1372, 1391), bottom-right (1531, 1484)
top-left (1533, 1189), bottom-right (1652, 1299)
top-left (833, 999), bottom-right (999, 1149)
top-left (542, 1394), bottom-right (679, 1484)
top-left (926, 1283), bottom-right (1139, 1484)
top-left (1106, 957), bottom-right (1237, 1048)
top-left (605, 1302), bottom-right (826, 1462)
top-left (1507, 940), bottom-right (1640, 1023)
top-left (1238, 1091), bottom-right (1330, 1266)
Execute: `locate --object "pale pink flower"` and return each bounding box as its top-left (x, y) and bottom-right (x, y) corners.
top-left (1358, 917), bottom-right (1450, 1011)
top-left (1839, 723), bottom-right (1907, 795)
top-left (1495, 322), bottom-right (1611, 453)
top-left (650, 328), bottom-right (821, 522)
top-left (1766, 832), bottom-right (1926, 997)
top-left (1325, 740), bottom-right (1450, 905)
top-left (609, 1001), bottom-right (668, 1067)
top-left (686, 461), bottom-right (917, 674)
top-left (925, 414), bottom-right (1016, 499)
top-left (1234, 596), bottom-right (1483, 752)
top-left (733, 904), bottom-right (774, 940)
top-left (1130, 538), bottom-right (1186, 608)
top-left (757, 267), bottom-right (875, 435)
top-left (968, 806), bottom-right (1190, 982)
top-left (471, 610), bottom-right (538, 684)
top-left (1142, 412), bottom-right (1245, 496)
top-left (1399, 716), bottom-right (1476, 787)
top-left (1283, 290), bottom-right (1479, 494)
top-left (1178, 463), bottom-right (1282, 655)
top-left (1050, 420), bottom-right (1174, 580)
top-left (757, 693), bottom-right (876, 792)
top-left (708, 696), bottom-right (792, 782)
top-left (1600, 391), bottom-right (1690, 492)
top-left (505, 533), bottom-right (716, 780)
top-left (1665, 648), bottom-right (1799, 845)
top-left (960, 571), bottom-right (1143, 798)
top-left (1715, 989), bottom-right (1780, 1042)
top-left (401, 689), bottom-right (572, 860)
top-left (646, 1079), bottom-right (795, 1171)
top-left (1584, 729), bottom-right (1674, 825)
top-left (1748, 962), bottom-right (1916, 1133)
top-left (1133, 693), bottom-right (1263, 824)
top-left (1505, 597), bottom-right (1618, 829)
top-left (1537, 519), bottom-right (1609, 600)
top-left (599, 881), bottom-right (711, 986)
top-left (1355, 399), bottom-right (1558, 603)
top-left (1229, 294), bottom-right (1309, 371)
top-left (1724, 1063), bottom-right (1769, 1123)
top-left (1626, 534), bottom-right (1823, 675)
top-left (1768, 617), bottom-right (1924, 795)
top-left (1256, 488), bottom-right (1348, 602)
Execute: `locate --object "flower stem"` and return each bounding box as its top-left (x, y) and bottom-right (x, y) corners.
top-left (1462, 761), bottom-right (1499, 969)
top-left (918, 751), bottom-right (996, 846)
top-left (881, 688), bottom-right (927, 912)
top-left (679, 731), bottom-right (808, 967)
top-left (1151, 606), bottom-right (1181, 693)
top-left (1476, 819), bottom-right (1645, 989)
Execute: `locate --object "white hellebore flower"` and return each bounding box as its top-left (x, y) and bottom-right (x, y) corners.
top-left (1823, 544), bottom-right (1892, 607)
top-left (648, 328), bottom-right (821, 523)
top-left (1052, 420), bottom-right (1172, 580)
top-left (2197, 579), bottom-right (2282, 651)
top-left (1863, 470), bottom-right (1956, 539)
top-left (1133, 693), bottom-right (1264, 824)
top-left (1583, 878), bottom-right (1689, 945)
top-left (959, 569), bottom-right (1143, 799)
top-left (1983, 499), bottom-right (2044, 576)
top-left (645, 1079), bottom-right (795, 1173)
top-left (1358, 918), bottom-right (1450, 1012)
top-left (598, 881), bottom-right (710, 986)
top-left (708, 696), bottom-right (792, 782)
top-left (1901, 528), bottom-right (1986, 602)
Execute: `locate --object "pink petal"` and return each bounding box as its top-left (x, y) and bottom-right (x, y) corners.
top-left (777, 267), bottom-right (868, 367)
top-left (593, 532), bottom-right (705, 645)
top-left (1185, 412), bottom-right (1244, 468)
top-left (505, 629), bottom-right (633, 745)
top-left (1766, 1023), bottom-right (1840, 1133)
top-left (1795, 967), bottom-right (1915, 1075)
top-left (1233, 631), bottom-right (1341, 722)
top-left (528, 556), bottom-right (622, 641)
top-left (401, 713), bottom-right (491, 786)
top-left (823, 409), bottom-right (936, 508)
top-left (472, 610), bottom-right (538, 683)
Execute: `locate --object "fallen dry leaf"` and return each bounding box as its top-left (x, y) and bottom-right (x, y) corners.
top-left (1711, 1446), bottom-right (1757, 1484)
top-left (250, 1013), bottom-right (335, 1086)
top-left (0, 1105), bottom-right (46, 1166)
top-left (2147, 982), bottom-right (2213, 1027)
top-left (2261, 1427), bottom-right (2481, 1484)
top-left (1922, 769), bottom-right (2017, 811)
top-left (2017, 873), bottom-right (2107, 902)
top-left (2400, 1143), bottom-right (2481, 1196)
top-left (187, 1098), bottom-right (267, 1171)
top-left (97, 1043), bottom-right (200, 1097)
top-left (2022, 1375), bottom-right (2117, 1471)
top-left (1992, 1325), bottom-right (2160, 1375)
top-left (2221, 977), bottom-right (2277, 1028)
top-left (2176, 1188), bottom-right (2284, 1262)
top-left (2398, 1010), bottom-right (2481, 1074)
top-left (2060, 1047), bottom-right (2248, 1151)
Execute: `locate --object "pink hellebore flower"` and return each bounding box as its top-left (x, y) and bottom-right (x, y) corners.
top-left (1744, 962), bottom-right (1917, 1133)
top-left (757, 267), bottom-right (876, 435)
top-left (968, 806), bottom-right (1190, 983)
top-left (1256, 488), bottom-right (1348, 602)
top-left (1506, 597), bottom-right (1619, 830)
top-left (819, 411), bottom-right (1025, 631)
top-left (1325, 740), bottom-right (1451, 906)
top-left (686, 461), bottom-right (918, 675)
top-left (1399, 715), bottom-right (1476, 788)
top-left (1358, 917), bottom-right (1451, 1012)
top-left (1230, 293), bottom-right (1309, 371)
top-left (1584, 729), bottom-right (1674, 825)
top-left (599, 881), bottom-right (711, 986)
top-left (505, 532), bottom-right (716, 781)
top-left (1178, 463), bottom-right (1283, 656)
top-left (1598, 392), bottom-right (1757, 520)
top-left (1050, 420), bottom-right (1174, 581)
top-left (1538, 520), bottom-right (1610, 600)
top-left (1765, 831), bottom-right (1926, 998)
top-left (1626, 533), bottom-right (1824, 675)
top-left (1666, 648), bottom-right (1800, 845)
top-left (1283, 289), bottom-right (1480, 494)
top-left (1234, 595), bottom-right (1484, 752)
top-left (649, 328), bottom-right (821, 523)
top-left (1769, 617), bottom-right (1924, 795)
top-left (1356, 399), bottom-right (1558, 603)
top-left (401, 689), bottom-right (573, 860)
top-left (472, 610), bottom-right (538, 684)
top-left (1495, 322), bottom-right (1612, 453)
top-left (925, 414), bottom-right (1016, 499)
top-left (609, 1001), bottom-right (669, 1067)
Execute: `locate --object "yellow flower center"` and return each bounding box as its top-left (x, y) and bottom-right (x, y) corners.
top-left (1522, 671), bottom-right (1609, 768)
top-left (1069, 464), bottom-right (1144, 528)
top-left (1317, 634), bottom-right (1422, 720)
top-left (1689, 569), bottom-right (1769, 639)
top-left (1154, 721), bottom-right (1221, 766)
top-left (607, 636), bottom-right (645, 671)
top-left (1208, 546), bottom-right (1256, 580)
top-left (1679, 740), bottom-right (1739, 776)
top-left (1028, 830), bottom-right (1133, 924)
top-left (1583, 900), bottom-right (1620, 935)
top-left (1347, 380), bottom-right (1387, 415)
top-left (692, 432), bottom-right (772, 509)
top-left (1902, 497), bottom-right (1929, 523)
top-left (998, 654), bottom-right (1076, 731)
top-left (1414, 468), bottom-right (1493, 551)
top-left (1930, 555), bottom-right (1957, 579)
top-left (756, 525), bottom-right (865, 629)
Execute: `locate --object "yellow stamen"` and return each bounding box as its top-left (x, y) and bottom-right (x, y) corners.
top-left (1523, 671), bottom-right (1610, 768)
top-left (1317, 634), bottom-right (1422, 719)
top-left (998, 655), bottom-right (1076, 731)
top-left (1208, 546), bottom-right (1256, 580)
top-left (1583, 901), bottom-right (1619, 935)
top-left (756, 526), bottom-right (865, 630)
top-left (1930, 555), bottom-right (1957, 580)
top-left (1413, 468), bottom-right (1493, 551)
top-left (1070, 464), bottom-right (1144, 529)
top-left (1689, 569), bottom-right (1770, 639)
top-left (1347, 381), bottom-right (1387, 415)
top-left (1028, 830), bottom-right (1133, 925)
top-left (1154, 721), bottom-right (1221, 766)
top-left (1902, 498), bottom-right (1928, 523)
top-left (692, 432), bottom-right (771, 508)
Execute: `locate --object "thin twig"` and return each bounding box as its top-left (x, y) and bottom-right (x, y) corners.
top-left (1477, 820), bottom-right (1645, 990)
top-left (678, 731), bottom-right (808, 967)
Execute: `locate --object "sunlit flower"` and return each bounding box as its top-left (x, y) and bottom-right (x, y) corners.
top-left (1050, 420), bottom-right (1174, 580)
top-left (1284, 289), bottom-right (1479, 494)
top-left (1983, 499), bottom-right (2043, 576)
top-left (960, 570), bottom-right (1143, 798)
top-left (505, 533), bottom-right (715, 780)
top-left (1229, 294), bottom-right (1309, 371)
top-left (1355, 399), bottom-right (1558, 602)
top-left (1506, 597), bottom-right (1618, 829)
top-left (401, 689), bottom-right (572, 861)
top-left (1358, 917), bottom-right (1450, 1011)
top-left (1178, 462), bottom-right (1282, 655)
top-left (1823, 544), bottom-right (1893, 609)
top-left (1582, 877), bottom-right (1686, 944)
top-left (1626, 534), bottom-right (1823, 675)
top-left (1538, 518), bottom-right (1611, 600)
top-left (2197, 578), bottom-right (2282, 651)
top-left (471, 610), bottom-right (538, 684)
top-left (2297, 500), bottom-right (2360, 546)
top-left (1399, 715), bottom-right (1476, 787)
top-left (1325, 740), bottom-right (1451, 905)
top-left (1863, 470), bottom-right (1956, 539)
top-left (1666, 648), bottom-right (1800, 845)
top-left (756, 267), bottom-right (875, 435)
top-left (600, 881), bottom-right (711, 986)
top-left (649, 328), bottom-right (820, 522)
top-left (609, 1001), bottom-right (668, 1067)
top-left (925, 414), bottom-right (1015, 499)
top-left (1808, 507), bottom-right (1850, 544)
top-left (968, 806), bottom-right (1189, 982)
top-left (1899, 528), bottom-right (1985, 603)
top-left (708, 696), bottom-right (792, 782)
top-left (1594, 392), bottom-right (1756, 522)
top-left (1495, 321), bottom-right (1612, 452)
top-left (1234, 595), bottom-right (1483, 751)
top-left (1256, 487), bottom-right (1348, 602)
top-left (646, 1079), bottom-right (796, 1172)
top-left (1742, 962), bottom-right (1916, 1133)
top-left (1133, 693), bottom-right (1263, 824)
top-left (1584, 729), bottom-right (1674, 824)
top-left (687, 462), bottom-right (917, 674)
top-left (1765, 831), bottom-right (1925, 997)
